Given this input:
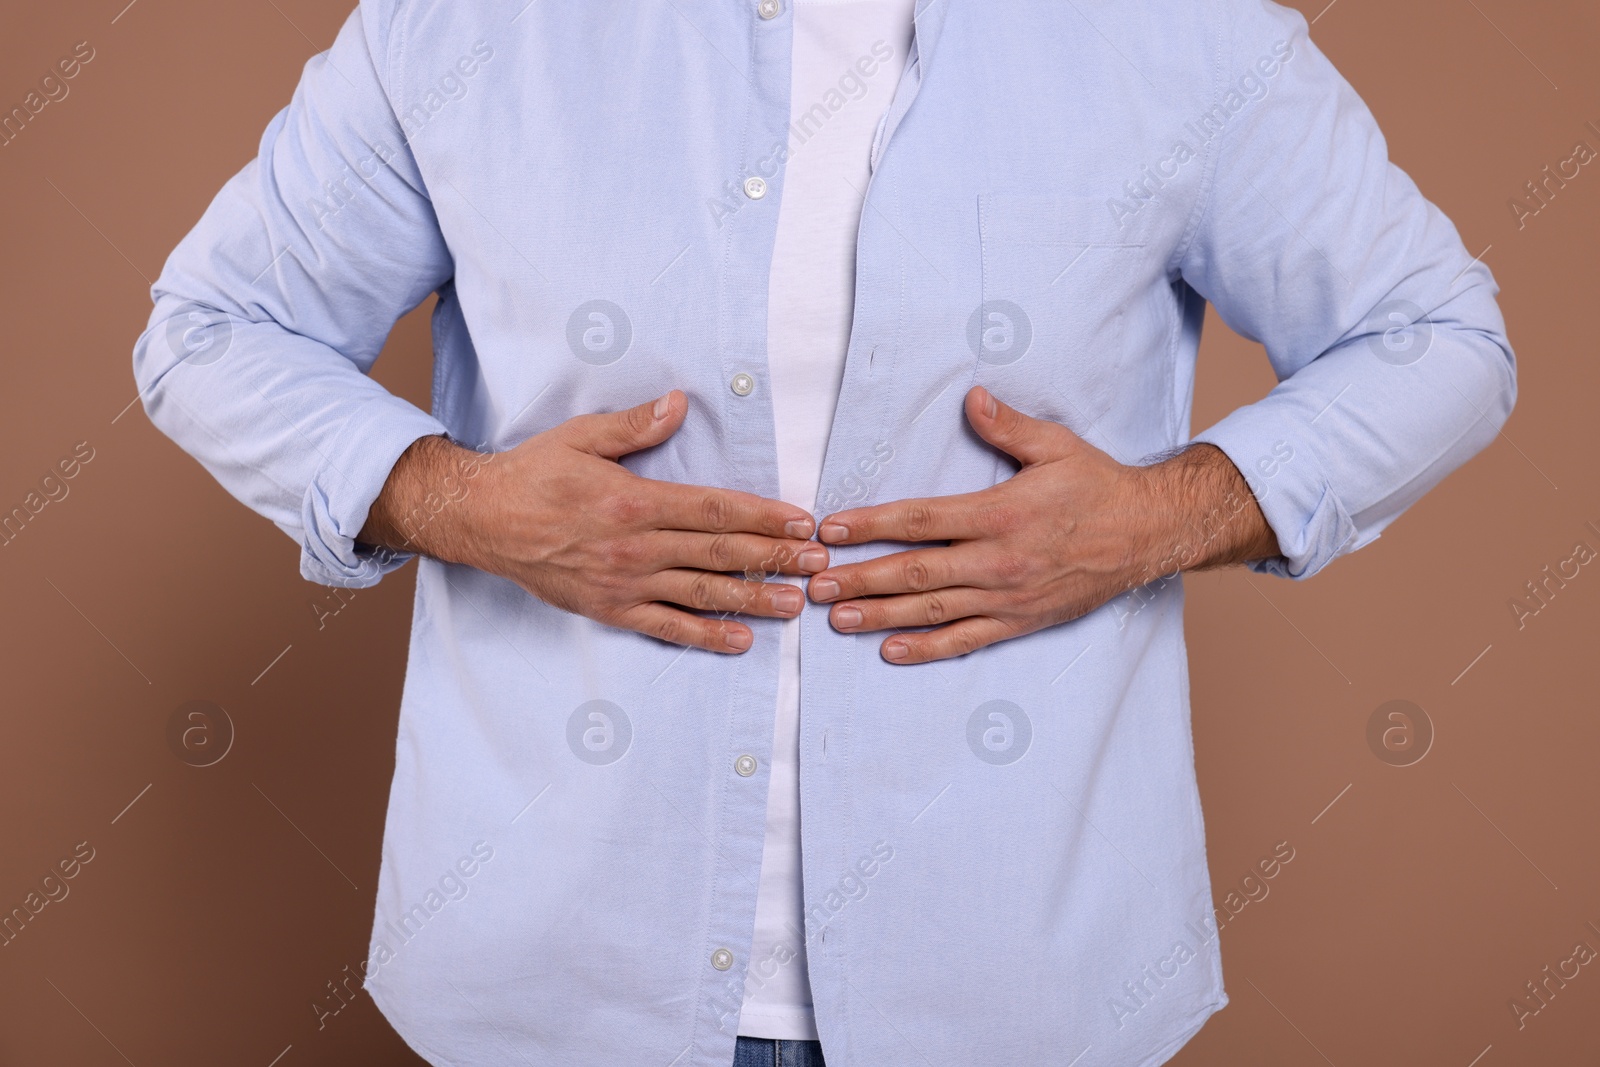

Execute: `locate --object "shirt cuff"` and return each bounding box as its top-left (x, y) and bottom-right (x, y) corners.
top-left (1191, 405), bottom-right (1357, 581)
top-left (298, 394), bottom-right (448, 587)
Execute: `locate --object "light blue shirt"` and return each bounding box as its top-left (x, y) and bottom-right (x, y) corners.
top-left (132, 1), bottom-right (1514, 1064)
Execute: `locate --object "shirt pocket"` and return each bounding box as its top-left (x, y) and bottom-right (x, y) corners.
top-left (973, 192), bottom-right (1163, 434)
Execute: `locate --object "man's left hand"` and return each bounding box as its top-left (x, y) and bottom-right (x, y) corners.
top-left (806, 386), bottom-right (1281, 664)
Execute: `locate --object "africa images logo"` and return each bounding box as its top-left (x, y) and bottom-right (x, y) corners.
top-left (1108, 40), bottom-right (1295, 230)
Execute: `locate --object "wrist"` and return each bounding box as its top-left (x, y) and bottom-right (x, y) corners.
top-left (1128, 444), bottom-right (1279, 578)
top-left (357, 434), bottom-right (498, 567)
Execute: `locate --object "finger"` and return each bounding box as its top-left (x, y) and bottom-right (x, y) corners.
top-left (560, 390), bottom-right (686, 460)
top-left (648, 570), bottom-right (805, 619)
top-left (828, 588), bottom-right (990, 633)
top-left (964, 385), bottom-right (1081, 468)
top-left (817, 493), bottom-right (990, 546)
top-left (650, 531), bottom-right (828, 576)
top-left (647, 482), bottom-right (815, 540)
top-left (808, 546), bottom-right (977, 603)
top-left (611, 602), bottom-right (754, 653)
top-left (880, 617), bottom-right (1017, 664)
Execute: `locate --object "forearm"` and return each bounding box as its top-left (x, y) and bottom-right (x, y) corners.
top-left (130, 7), bottom-right (455, 589)
top-left (357, 434), bottom-right (495, 566)
top-left (1133, 443), bottom-right (1281, 577)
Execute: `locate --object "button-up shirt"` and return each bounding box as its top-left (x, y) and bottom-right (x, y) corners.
top-left (132, 1), bottom-right (1515, 1064)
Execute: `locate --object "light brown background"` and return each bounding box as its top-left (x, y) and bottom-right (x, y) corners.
top-left (1, 1), bottom-right (1596, 1064)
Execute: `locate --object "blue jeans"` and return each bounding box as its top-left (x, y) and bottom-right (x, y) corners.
top-left (733, 1037), bottom-right (827, 1067)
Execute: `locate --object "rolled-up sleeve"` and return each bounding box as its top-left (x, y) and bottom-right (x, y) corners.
top-left (131, 0), bottom-right (450, 588)
top-left (1181, 0), bottom-right (1516, 579)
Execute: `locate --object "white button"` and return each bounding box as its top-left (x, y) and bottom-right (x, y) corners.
top-left (735, 754), bottom-right (757, 777)
top-left (743, 176), bottom-right (767, 200)
top-left (757, 0), bottom-right (782, 20)
top-left (730, 373), bottom-right (755, 396)
top-left (711, 948), bottom-right (734, 970)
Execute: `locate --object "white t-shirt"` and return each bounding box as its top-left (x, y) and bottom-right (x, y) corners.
top-left (738, 0), bottom-right (917, 1041)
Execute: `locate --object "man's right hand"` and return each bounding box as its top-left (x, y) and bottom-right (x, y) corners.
top-left (356, 390), bottom-right (825, 653)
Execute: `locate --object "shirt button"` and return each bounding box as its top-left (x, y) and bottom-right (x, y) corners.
top-left (743, 176), bottom-right (767, 200)
top-left (757, 0), bottom-right (782, 20)
top-left (735, 754), bottom-right (757, 777)
top-left (711, 948), bottom-right (735, 971)
top-left (730, 373), bottom-right (755, 396)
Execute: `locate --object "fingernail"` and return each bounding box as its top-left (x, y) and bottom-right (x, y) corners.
top-left (652, 394), bottom-right (671, 419)
top-left (798, 548), bottom-right (828, 573)
top-left (819, 523), bottom-right (848, 543)
top-left (980, 388), bottom-right (997, 419)
top-left (834, 605), bottom-right (862, 629)
top-left (725, 628), bottom-right (752, 651)
top-left (883, 638), bottom-right (909, 662)
top-left (773, 587), bottom-right (803, 614)
top-left (810, 577), bottom-right (840, 601)
top-left (785, 519), bottom-right (814, 539)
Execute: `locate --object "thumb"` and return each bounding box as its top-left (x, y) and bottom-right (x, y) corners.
top-left (561, 390), bottom-right (686, 459)
top-left (964, 386), bottom-right (1078, 467)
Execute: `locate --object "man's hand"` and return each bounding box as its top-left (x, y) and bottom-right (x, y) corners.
top-left (806, 386), bottom-right (1281, 664)
top-left (357, 390), bottom-right (827, 653)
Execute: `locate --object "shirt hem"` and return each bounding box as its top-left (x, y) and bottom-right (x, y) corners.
top-left (736, 1008), bottom-right (821, 1043)
top-left (1134, 996), bottom-right (1228, 1067)
top-left (365, 980), bottom-right (463, 1067)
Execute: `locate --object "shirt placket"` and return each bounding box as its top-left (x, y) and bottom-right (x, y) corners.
top-left (795, 0), bottom-right (948, 1056)
top-left (694, 1), bottom-right (801, 1061)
